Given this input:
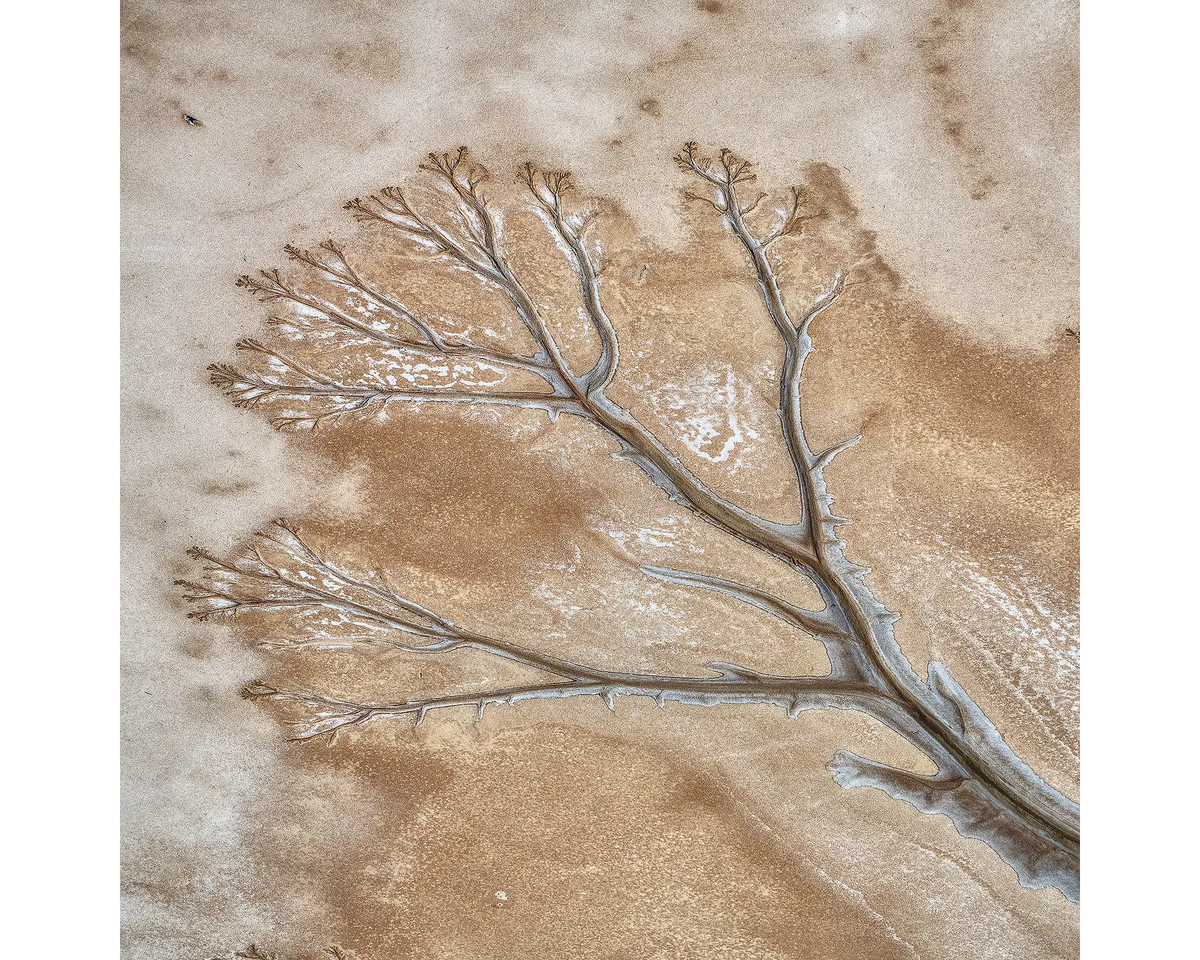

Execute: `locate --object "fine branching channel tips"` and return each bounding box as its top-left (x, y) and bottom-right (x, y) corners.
top-left (187, 144), bottom-right (1080, 903)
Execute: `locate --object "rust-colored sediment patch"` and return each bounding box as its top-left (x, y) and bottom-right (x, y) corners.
top-left (267, 724), bottom-right (918, 960)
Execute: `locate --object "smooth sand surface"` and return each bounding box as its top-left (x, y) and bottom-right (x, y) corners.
top-left (122, 2), bottom-right (1078, 956)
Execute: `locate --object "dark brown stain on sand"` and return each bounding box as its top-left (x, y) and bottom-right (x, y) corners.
top-left (202, 479), bottom-right (255, 497)
top-left (323, 40), bottom-right (406, 80)
top-left (177, 634), bottom-right (215, 661)
top-left (913, 3), bottom-right (1001, 201)
top-left (638, 97), bottom-right (663, 118)
top-left (121, 3), bottom-right (167, 70)
top-left (970, 175), bottom-right (998, 201)
top-left (916, 15), bottom-right (972, 140)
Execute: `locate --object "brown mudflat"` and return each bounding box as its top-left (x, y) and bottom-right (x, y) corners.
top-left (122, 3), bottom-right (1078, 958)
